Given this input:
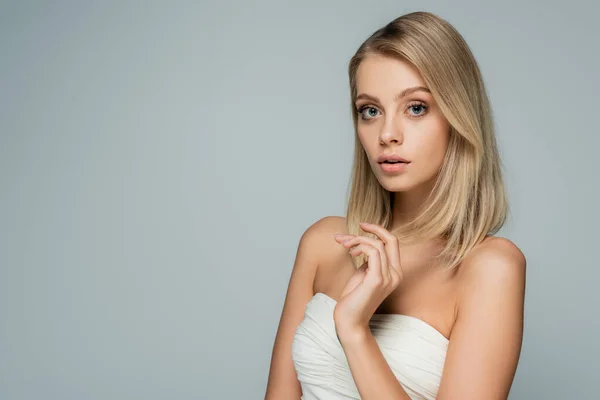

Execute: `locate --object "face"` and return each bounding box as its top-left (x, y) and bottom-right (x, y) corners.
top-left (354, 54), bottom-right (450, 193)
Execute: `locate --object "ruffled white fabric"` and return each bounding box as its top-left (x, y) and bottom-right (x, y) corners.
top-left (292, 293), bottom-right (449, 400)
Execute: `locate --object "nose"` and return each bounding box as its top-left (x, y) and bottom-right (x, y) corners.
top-left (378, 119), bottom-right (403, 145)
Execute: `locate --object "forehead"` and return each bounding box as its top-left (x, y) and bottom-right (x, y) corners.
top-left (355, 54), bottom-right (426, 95)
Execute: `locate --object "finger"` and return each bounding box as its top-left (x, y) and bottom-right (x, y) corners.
top-left (343, 236), bottom-right (389, 283)
top-left (359, 222), bottom-right (402, 277)
top-left (359, 222), bottom-right (397, 246)
top-left (348, 243), bottom-right (386, 289)
top-left (340, 264), bottom-right (366, 298)
top-left (333, 234), bottom-right (354, 243)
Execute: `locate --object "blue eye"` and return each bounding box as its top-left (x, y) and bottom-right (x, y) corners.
top-left (408, 103), bottom-right (428, 117)
top-left (356, 102), bottom-right (429, 121)
top-left (356, 106), bottom-right (380, 121)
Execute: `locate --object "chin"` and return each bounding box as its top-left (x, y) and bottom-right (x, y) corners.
top-left (375, 170), bottom-right (436, 193)
top-left (377, 177), bottom-right (415, 193)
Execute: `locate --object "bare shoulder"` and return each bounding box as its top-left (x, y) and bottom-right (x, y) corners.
top-left (456, 236), bottom-right (527, 303)
top-left (302, 215), bottom-right (348, 243)
top-left (464, 236), bottom-right (526, 271)
top-left (301, 215), bottom-right (349, 261)
top-left (264, 215), bottom-right (348, 398)
top-left (287, 215), bottom-right (347, 278)
top-left (303, 216), bottom-right (354, 293)
top-left (436, 236), bottom-right (527, 398)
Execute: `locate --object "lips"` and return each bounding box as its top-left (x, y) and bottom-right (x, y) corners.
top-left (379, 161), bottom-right (409, 173)
top-left (377, 153), bottom-right (410, 163)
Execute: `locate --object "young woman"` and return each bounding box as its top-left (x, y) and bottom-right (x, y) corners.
top-left (265, 11), bottom-right (526, 400)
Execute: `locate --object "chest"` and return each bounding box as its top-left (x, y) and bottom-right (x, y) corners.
top-left (313, 249), bottom-right (460, 340)
top-left (293, 291), bottom-right (448, 399)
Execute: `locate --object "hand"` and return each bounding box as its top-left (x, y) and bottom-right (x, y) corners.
top-left (332, 222), bottom-right (404, 340)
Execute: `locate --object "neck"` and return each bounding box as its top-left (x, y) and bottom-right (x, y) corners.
top-left (389, 176), bottom-right (437, 231)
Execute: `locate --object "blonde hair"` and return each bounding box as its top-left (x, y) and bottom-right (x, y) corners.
top-left (345, 11), bottom-right (509, 270)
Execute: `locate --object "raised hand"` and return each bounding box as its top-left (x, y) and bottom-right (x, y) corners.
top-left (332, 222), bottom-right (404, 341)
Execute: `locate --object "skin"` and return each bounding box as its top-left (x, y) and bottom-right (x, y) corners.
top-left (329, 52), bottom-right (453, 338)
top-left (264, 53), bottom-right (526, 400)
top-left (354, 54), bottom-right (451, 226)
top-left (329, 54), bottom-right (526, 399)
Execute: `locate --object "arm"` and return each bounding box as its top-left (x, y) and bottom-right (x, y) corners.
top-left (337, 237), bottom-right (526, 400)
top-left (337, 327), bottom-right (412, 399)
top-left (264, 216), bottom-right (341, 399)
top-left (436, 238), bottom-right (526, 399)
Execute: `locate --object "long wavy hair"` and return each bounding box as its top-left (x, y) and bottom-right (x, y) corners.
top-left (345, 11), bottom-right (509, 270)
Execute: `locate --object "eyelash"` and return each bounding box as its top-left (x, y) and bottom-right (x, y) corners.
top-left (356, 102), bottom-right (429, 121)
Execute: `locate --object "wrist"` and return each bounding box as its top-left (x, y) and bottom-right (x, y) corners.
top-left (335, 323), bottom-right (371, 345)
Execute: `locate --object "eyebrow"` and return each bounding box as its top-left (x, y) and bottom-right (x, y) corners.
top-left (355, 86), bottom-right (431, 103)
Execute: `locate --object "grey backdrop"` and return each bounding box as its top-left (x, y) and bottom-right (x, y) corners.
top-left (1, 1), bottom-right (599, 399)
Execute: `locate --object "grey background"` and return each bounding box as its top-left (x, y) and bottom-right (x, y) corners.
top-left (1, 1), bottom-right (598, 399)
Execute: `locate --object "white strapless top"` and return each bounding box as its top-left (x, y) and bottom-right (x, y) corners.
top-left (292, 293), bottom-right (449, 400)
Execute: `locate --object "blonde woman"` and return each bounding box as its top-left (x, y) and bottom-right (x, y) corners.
top-left (265, 11), bottom-right (525, 400)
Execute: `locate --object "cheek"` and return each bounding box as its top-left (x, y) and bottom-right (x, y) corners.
top-left (357, 130), bottom-right (377, 157)
top-left (357, 126), bottom-right (374, 144)
top-left (431, 133), bottom-right (449, 161)
top-left (414, 127), bottom-right (449, 168)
